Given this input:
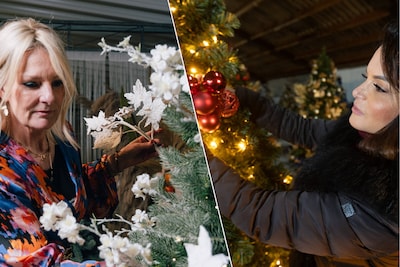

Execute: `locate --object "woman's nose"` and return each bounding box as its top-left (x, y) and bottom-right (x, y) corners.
top-left (40, 82), bottom-right (55, 103)
top-left (352, 82), bottom-right (367, 100)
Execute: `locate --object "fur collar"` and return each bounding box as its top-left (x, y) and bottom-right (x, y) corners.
top-left (293, 114), bottom-right (399, 222)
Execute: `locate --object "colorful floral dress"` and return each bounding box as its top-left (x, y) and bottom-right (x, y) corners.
top-left (0, 133), bottom-right (118, 266)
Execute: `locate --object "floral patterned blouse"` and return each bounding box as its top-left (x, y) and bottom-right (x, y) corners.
top-left (0, 133), bottom-right (118, 266)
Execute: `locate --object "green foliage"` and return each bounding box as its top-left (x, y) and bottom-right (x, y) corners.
top-left (171, 0), bottom-right (294, 265)
top-left (203, 108), bottom-right (289, 191)
top-left (170, 0), bottom-right (241, 82)
top-left (129, 92), bottom-right (228, 266)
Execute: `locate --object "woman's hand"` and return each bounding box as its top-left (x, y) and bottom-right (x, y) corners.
top-left (121, 134), bottom-right (160, 166)
top-left (108, 131), bottom-right (162, 173)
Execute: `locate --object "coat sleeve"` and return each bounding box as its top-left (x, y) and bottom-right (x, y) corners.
top-left (235, 87), bottom-right (336, 149)
top-left (209, 155), bottom-right (399, 259)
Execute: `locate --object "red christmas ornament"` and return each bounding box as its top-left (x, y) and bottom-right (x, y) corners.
top-left (164, 173), bottom-right (175, 193)
top-left (192, 91), bottom-right (219, 115)
top-left (188, 75), bottom-right (200, 95)
top-left (202, 71), bottom-right (226, 94)
top-left (197, 112), bottom-right (221, 133)
top-left (220, 90), bottom-right (240, 118)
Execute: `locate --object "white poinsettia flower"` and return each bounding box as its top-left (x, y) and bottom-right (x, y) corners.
top-left (84, 110), bottom-right (110, 134)
top-left (124, 80), bottom-right (153, 110)
top-left (137, 97), bottom-right (166, 131)
top-left (118, 35), bottom-right (131, 48)
top-left (184, 225), bottom-right (229, 267)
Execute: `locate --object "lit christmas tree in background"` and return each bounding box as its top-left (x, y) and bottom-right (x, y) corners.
top-left (170, 0), bottom-right (293, 266)
top-left (279, 49), bottom-right (348, 170)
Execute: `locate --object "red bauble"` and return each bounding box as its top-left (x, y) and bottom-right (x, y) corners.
top-left (164, 173), bottom-right (175, 193)
top-left (197, 112), bottom-right (221, 133)
top-left (188, 75), bottom-right (200, 95)
top-left (202, 71), bottom-right (226, 94)
top-left (192, 91), bottom-right (218, 115)
top-left (220, 90), bottom-right (240, 118)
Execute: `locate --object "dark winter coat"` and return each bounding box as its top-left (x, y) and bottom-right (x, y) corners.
top-left (208, 87), bottom-right (399, 266)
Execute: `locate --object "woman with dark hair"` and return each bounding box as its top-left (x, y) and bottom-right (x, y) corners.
top-left (208, 21), bottom-right (399, 266)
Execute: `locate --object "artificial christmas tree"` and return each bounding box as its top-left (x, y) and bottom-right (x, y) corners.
top-left (170, 0), bottom-right (294, 266)
top-left (279, 49), bottom-right (348, 170)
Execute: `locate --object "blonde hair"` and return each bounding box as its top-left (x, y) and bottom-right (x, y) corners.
top-left (0, 18), bottom-right (79, 149)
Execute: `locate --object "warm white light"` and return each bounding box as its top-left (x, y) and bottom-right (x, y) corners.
top-left (190, 67), bottom-right (197, 74)
top-left (209, 140), bottom-right (218, 149)
top-left (202, 40), bottom-right (210, 46)
top-left (237, 140), bottom-right (247, 151)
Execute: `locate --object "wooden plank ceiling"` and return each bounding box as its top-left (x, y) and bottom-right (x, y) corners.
top-left (224, 0), bottom-right (398, 82)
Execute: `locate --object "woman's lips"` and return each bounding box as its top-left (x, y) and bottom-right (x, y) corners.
top-left (351, 104), bottom-right (363, 115)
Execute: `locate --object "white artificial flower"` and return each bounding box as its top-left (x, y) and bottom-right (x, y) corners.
top-left (136, 97), bottom-right (166, 131)
top-left (150, 44), bottom-right (181, 68)
top-left (98, 37), bottom-right (108, 55)
top-left (184, 225), bottom-right (229, 267)
top-left (131, 173), bottom-right (159, 199)
top-left (114, 106), bottom-right (134, 119)
top-left (57, 214), bottom-right (85, 245)
top-left (40, 201), bottom-right (73, 231)
top-left (180, 74), bottom-right (190, 93)
top-left (98, 233), bottom-right (146, 267)
top-left (193, 133), bottom-right (202, 143)
top-left (151, 59), bottom-right (168, 73)
top-left (141, 243), bottom-right (153, 265)
top-left (130, 209), bottom-right (156, 231)
top-left (124, 80), bottom-right (153, 110)
top-left (40, 203), bottom-right (60, 231)
top-left (149, 72), bottom-right (181, 101)
top-left (40, 201), bottom-right (85, 245)
top-left (118, 35), bottom-right (131, 48)
top-left (84, 111), bottom-right (110, 134)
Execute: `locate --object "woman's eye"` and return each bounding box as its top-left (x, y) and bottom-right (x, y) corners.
top-left (361, 73), bottom-right (367, 79)
top-left (23, 81), bottom-right (39, 88)
top-left (52, 79), bottom-right (64, 88)
top-left (373, 83), bottom-right (387, 93)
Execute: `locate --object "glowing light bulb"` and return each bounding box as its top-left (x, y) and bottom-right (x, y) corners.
top-left (190, 67), bottom-right (197, 75)
top-left (237, 139), bottom-right (247, 151)
top-left (283, 175), bottom-right (293, 184)
top-left (203, 40), bottom-right (210, 46)
top-left (212, 36), bottom-right (218, 43)
top-left (209, 140), bottom-right (218, 149)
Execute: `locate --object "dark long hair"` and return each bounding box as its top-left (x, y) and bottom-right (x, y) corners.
top-left (358, 21), bottom-right (399, 160)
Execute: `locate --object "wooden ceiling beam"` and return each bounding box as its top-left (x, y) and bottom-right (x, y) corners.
top-left (234, 0), bottom-right (344, 48)
top-left (249, 49), bottom-right (374, 81)
top-left (233, 0), bottom-right (264, 18)
top-left (294, 32), bottom-right (382, 61)
top-left (240, 10), bottom-right (388, 63)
